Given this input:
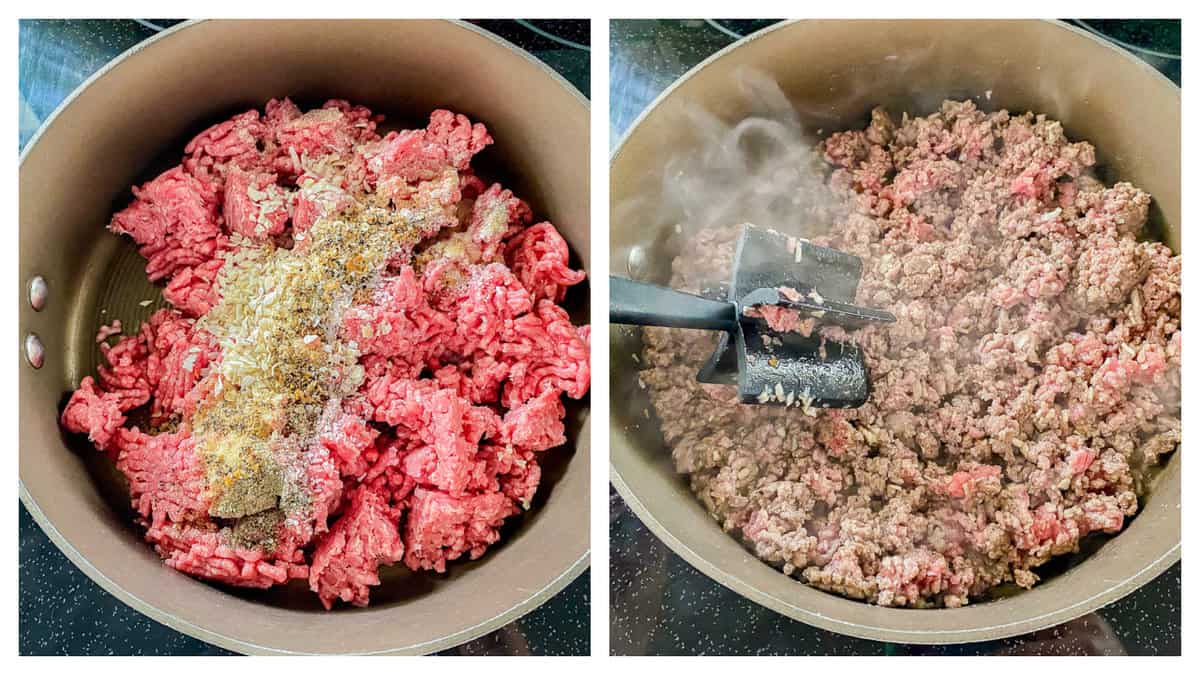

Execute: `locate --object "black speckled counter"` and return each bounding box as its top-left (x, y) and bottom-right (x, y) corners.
top-left (18, 18), bottom-right (590, 657)
top-left (609, 18), bottom-right (1181, 657)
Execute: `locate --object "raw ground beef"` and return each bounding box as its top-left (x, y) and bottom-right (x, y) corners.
top-left (640, 100), bottom-right (1180, 608)
top-left (61, 99), bottom-right (589, 609)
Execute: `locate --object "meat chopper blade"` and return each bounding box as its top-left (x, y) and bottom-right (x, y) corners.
top-left (698, 225), bottom-right (892, 407)
top-left (740, 286), bottom-right (896, 330)
top-left (733, 226), bottom-right (894, 333)
top-left (697, 323), bottom-right (872, 407)
top-left (742, 322), bottom-right (872, 407)
top-left (612, 224), bottom-right (892, 408)
top-left (731, 225), bottom-right (864, 303)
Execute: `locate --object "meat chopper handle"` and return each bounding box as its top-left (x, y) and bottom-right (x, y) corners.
top-left (610, 276), bottom-right (738, 331)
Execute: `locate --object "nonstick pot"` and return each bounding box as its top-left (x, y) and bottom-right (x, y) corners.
top-left (609, 19), bottom-right (1179, 645)
top-left (20, 19), bottom-right (590, 655)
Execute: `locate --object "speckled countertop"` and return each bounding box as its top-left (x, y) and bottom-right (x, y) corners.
top-left (18, 18), bottom-right (590, 656)
top-left (609, 18), bottom-right (1181, 656)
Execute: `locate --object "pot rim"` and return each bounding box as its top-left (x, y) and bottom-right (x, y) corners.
top-left (609, 17), bottom-right (1180, 645)
top-left (610, 18), bottom-right (1177, 165)
top-left (19, 18), bottom-right (590, 169)
top-left (20, 18), bottom-right (590, 655)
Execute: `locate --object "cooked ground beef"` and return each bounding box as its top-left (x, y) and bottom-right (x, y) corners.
top-left (640, 100), bottom-right (1180, 608)
top-left (61, 99), bottom-right (589, 608)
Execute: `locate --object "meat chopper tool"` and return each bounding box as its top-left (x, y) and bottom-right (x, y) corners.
top-left (611, 225), bottom-right (895, 408)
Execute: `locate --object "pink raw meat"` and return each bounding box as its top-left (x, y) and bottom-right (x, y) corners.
top-left (61, 99), bottom-right (589, 608)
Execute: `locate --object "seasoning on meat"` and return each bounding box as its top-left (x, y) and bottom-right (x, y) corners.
top-left (641, 100), bottom-right (1180, 608)
top-left (61, 99), bottom-right (590, 608)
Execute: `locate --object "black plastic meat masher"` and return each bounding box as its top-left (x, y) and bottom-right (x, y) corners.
top-left (611, 225), bottom-right (895, 408)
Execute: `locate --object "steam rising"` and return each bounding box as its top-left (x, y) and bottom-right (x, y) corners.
top-left (616, 68), bottom-right (848, 285)
top-left (657, 70), bottom-right (838, 240)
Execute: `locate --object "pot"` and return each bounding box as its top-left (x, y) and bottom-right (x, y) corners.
top-left (20, 19), bottom-right (590, 655)
top-left (609, 19), bottom-right (1178, 645)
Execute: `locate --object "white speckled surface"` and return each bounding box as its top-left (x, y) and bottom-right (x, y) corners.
top-left (608, 19), bottom-right (1181, 656)
top-left (18, 18), bottom-right (590, 656)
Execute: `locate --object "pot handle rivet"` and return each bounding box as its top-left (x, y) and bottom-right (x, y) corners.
top-left (29, 275), bottom-right (48, 311)
top-left (627, 245), bottom-right (647, 280)
top-left (25, 333), bottom-right (44, 369)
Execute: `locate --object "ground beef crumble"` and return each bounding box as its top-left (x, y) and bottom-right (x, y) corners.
top-left (61, 99), bottom-right (589, 609)
top-left (640, 100), bottom-right (1180, 608)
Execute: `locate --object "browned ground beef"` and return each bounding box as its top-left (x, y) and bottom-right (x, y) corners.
top-left (639, 100), bottom-right (1181, 608)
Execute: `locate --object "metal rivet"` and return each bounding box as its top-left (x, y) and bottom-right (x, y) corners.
top-left (627, 245), bottom-right (647, 279)
top-left (25, 333), bottom-right (44, 369)
top-left (29, 275), bottom-right (47, 311)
